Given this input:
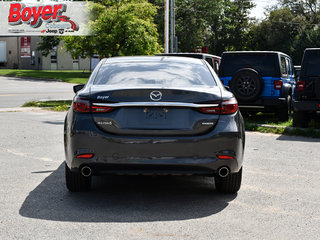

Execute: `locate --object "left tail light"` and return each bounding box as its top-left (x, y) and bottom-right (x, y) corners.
top-left (274, 80), bottom-right (283, 90)
top-left (73, 96), bottom-right (113, 113)
top-left (200, 98), bottom-right (238, 115)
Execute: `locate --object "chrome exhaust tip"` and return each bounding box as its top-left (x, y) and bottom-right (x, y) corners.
top-left (218, 167), bottom-right (230, 178)
top-left (81, 166), bottom-right (92, 177)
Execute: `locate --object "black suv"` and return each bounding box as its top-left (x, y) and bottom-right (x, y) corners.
top-left (293, 48), bottom-right (320, 127)
top-left (219, 51), bottom-right (295, 121)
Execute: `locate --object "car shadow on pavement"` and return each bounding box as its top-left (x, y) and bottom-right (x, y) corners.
top-left (19, 163), bottom-right (237, 223)
top-left (276, 134), bottom-right (320, 142)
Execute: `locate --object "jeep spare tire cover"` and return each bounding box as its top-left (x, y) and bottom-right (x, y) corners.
top-left (230, 68), bottom-right (263, 102)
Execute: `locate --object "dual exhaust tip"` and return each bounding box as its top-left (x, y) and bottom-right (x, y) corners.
top-left (81, 166), bottom-right (92, 177)
top-left (218, 166), bottom-right (230, 178)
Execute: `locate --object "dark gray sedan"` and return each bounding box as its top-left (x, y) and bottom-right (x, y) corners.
top-left (64, 56), bottom-right (245, 193)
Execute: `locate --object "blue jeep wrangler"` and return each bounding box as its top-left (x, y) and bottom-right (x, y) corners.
top-left (219, 51), bottom-right (295, 121)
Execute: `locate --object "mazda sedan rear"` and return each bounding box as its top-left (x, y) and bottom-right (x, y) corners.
top-left (64, 56), bottom-right (245, 193)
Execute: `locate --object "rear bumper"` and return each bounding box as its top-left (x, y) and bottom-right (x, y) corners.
top-left (64, 111), bottom-right (245, 175)
top-left (239, 98), bottom-right (287, 110)
top-left (293, 100), bottom-right (320, 111)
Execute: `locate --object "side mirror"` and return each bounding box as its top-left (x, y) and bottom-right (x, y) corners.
top-left (73, 84), bottom-right (85, 94)
top-left (224, 85), bottom-right (231, 91)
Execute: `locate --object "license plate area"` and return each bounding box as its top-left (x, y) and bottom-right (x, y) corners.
top-left (144, 107), bottom-right (168, 120)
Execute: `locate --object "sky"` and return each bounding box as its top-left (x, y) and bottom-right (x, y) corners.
top-left (250, 0), bottom-right (278, 19)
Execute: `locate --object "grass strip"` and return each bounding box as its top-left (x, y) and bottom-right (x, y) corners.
top-left (0, 69), bottom-right (90, 84)
top-left (22, 100), bottom-right (72, 111)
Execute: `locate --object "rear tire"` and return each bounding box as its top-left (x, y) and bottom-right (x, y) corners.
top-left (65, 163), bottom-right (91, 192)
top-left (215, 167), bottom-right (242, 194)
top-left (293, 110), bottom-right (308, 128)
top-left (230, 68), bottom-right (263, 102)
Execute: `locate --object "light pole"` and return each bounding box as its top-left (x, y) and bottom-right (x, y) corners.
top-left (170, 0), bottom-right (175, 53)
top-left (164, 0), bottom-right (169, 53)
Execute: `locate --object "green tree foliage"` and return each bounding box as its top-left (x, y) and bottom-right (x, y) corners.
top-left (172, 0), bottom-right (254, 55)
top-left (248, 0), bottom-right (320, 64)
top-left (38, 0), bottom-right (161, 58)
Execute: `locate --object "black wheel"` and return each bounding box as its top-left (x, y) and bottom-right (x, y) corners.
top-left (230, 68), bottom-right (263, 102)
top-left (277, 95), bottom-right (292, 122)
top-left (293, 110), bottom-right (308, 128)
top-left (65, 163), bottom-right (91, 192)
top-left (215, 167), bottom-right (242, 194)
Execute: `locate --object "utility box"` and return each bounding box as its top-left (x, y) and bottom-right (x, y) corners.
top-left (0, 41), bottom-right (6, 63)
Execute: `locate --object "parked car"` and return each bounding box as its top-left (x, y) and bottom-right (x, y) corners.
top-left (293, 48), bottom-right (320, 127)
top-left (156, 53), bottom-right (221, 73)
top-left (219, 51), bottom-right (295, 121)
top-left (64, 56), bottom-right (245, 193)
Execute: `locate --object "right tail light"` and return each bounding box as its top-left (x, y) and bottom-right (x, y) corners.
top-left (200, 98), bottom-right (238, 115)
top-left (296, 81), bottom-right (305, 91)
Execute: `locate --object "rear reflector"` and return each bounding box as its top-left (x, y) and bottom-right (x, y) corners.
top-left (296, 81), bottom-right (305, 91)
top-left (76, 154), bottom-right (94, 159)
top-left (217, 155), bottom-right (234, 160)
top-left (274, 80), bottom-right (283, 90)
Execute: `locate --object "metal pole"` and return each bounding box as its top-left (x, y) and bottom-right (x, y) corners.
top-left (164, 0), bottom-right (169, 53)
top-left (170, 0), bottom-right (174, 53)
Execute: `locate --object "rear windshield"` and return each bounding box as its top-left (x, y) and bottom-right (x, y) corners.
top-left (94, 61), bottom-right (216, 87)
top-left (220, 54), bottom-right (277, 77)
top-left (302, 51), bottom-right (320, 76)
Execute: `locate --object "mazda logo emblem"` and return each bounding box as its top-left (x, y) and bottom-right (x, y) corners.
top-left (150, 91), bottom-right (162, 101)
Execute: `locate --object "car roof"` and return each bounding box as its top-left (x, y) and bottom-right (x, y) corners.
top-left (222, 51), bottom-right (290, 58)
top-left (104, 56), bottom-right (206, 65)
top-left (156, 53), bottom-right (221, 59)
top-left (304, 48), bottom-right (320, 51)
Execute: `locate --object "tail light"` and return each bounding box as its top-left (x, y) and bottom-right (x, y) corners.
top-left (73, 96), bottom-right (113, 113)
top-left (200, 106), bottom-right (220, 114)
top-left (221, 98), bottom-right (238, 114)
top-left (200, 98), bottom-right (238, 115)
top-left (91, 105), bottom-right (113, 113)
top-left (274, 80), bottom-right (283, 90)
top-left (296, 81), bottom-right (305, 91)
top-left (73, 98), bottom-right (91, 112)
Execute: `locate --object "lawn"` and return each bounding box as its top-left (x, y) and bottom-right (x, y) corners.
top-left (0, 69), bottom-right (90, 84)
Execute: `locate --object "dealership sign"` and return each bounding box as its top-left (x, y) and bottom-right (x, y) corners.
top-left (0, 1), bottom-right (89, 36)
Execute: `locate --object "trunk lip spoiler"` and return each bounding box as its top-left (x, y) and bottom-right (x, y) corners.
top-left (92, 102), bottom-right (220, 108)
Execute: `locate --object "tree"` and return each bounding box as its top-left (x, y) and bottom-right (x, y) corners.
top-left (38, 0), bottom-right (162, 58)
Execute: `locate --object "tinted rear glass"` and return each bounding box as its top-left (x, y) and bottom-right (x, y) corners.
top-left (221, 54), bottom-right (277, 76)
top-left (303, 51), bottom-right (320, 76)
top-left (94, 61), bottom-right (216, 87)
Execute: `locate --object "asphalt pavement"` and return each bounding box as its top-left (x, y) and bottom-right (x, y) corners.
top-left (0, 76), bottom-right (75, 108)
top-left (0, 77), bottom-right (319, 239)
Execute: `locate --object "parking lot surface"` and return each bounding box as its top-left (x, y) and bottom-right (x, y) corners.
top-left (0, 77), bottom-right (319, 239)
top-left (0, 109), bottom-right (319, 240)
